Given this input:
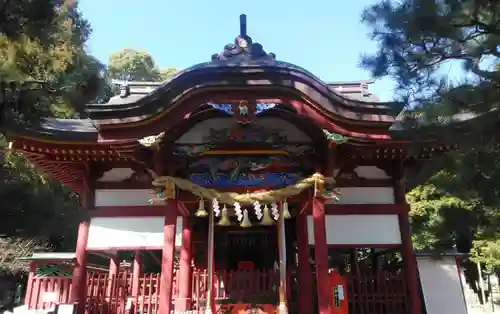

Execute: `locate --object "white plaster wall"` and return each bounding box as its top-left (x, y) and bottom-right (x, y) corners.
top-left (175, 117), bottom-right (311, 143)
top-left (325, 187), bottom-right (395, 204)
top-left (97, 168), bottom-right (134, 182)
top-left (307, 214), bottom-right (401, 245)
top-left (94, 189), bottom-right (162, 207)
top-left (333, 166), bottom-right (391, 180)
top-left (417, 256), bottom-right (468, 314)
top-left (353, 166), bottom-right (391, 179)
top-left (87, 216), bottom-right (183, 250)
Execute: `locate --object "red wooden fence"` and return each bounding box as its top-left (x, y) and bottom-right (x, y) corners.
top-left (24, 269), bottom-right (409, 313)
top-left (25, 276), bottom-right (72, 310)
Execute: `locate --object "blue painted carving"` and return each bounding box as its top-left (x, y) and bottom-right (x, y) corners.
top-left (188, 155), bottom-right (303, 187)
top-left (190, 172), bottom-right (301, 187)
top-left (209, 102), bottom-right (277, 115)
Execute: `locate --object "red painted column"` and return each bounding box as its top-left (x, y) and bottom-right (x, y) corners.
top-left (132, 251), bottom-right (142, 299)
top-left (395, 182), bottom-right (421, 314)
top-left (107, 255), bottom-right (119, 298)
top-left (25, 262), bottom-right (37, 308)
top-left (159, 204), bottom-right (178, 314)
top-left (296, 212), bottom-right (314, 313)
top-left (176, 216), bottom-right (193, 311)
top-left (396, 184), bottom-right (422, 314)
top-left (70, 220), bottom-right (90, 312)
top-left (313, 197), bottom-right (331, 314)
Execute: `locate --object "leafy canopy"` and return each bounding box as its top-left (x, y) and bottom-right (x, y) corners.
top-left (107, 49), bottom-right (178, 82)
top-left (0, 0), bottom-right (108, 133)
top-left (361, 0), bottom-right (500, 120)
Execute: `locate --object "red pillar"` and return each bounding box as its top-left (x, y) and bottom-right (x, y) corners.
top-left (296, 212), bottom-right (313, 313)
top-left (176, 217), bottom-right (193, 311)
top-left (159, 205), bottom-right (178, 314)
top-left (70, 220), bottom-right (90, 312)
top-left (132, 251), bottom-right (142, 299)
top-left (25, 262), bottom-right (37, 308)
top-left (313, 197), bottom-right (331, 314)
top-left (107, 255), bottom-right (119, 298)
top-left (396, 184), bottom-right (422, 314)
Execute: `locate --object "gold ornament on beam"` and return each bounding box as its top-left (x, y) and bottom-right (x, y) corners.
top-left (218, 205), bottom-right (231, 226)
top-left (314, 177), bottom-right (324, 198)
top-left (240, 209), bottom-right (252, 228)
top-left (281, 199), bottom-right (291, 219)
top-left (166, 180), bottom-right (177, 199)
top-left (260, 204), bottom-right (274, 226)
top-left (195, 197), bottom-right (208, 217)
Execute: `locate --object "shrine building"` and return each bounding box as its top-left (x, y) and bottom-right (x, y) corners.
top-left (11, 15), bottom-right (476, 314)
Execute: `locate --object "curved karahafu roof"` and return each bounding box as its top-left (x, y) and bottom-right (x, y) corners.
top-left (12, 14), bottom-right (494, 191)
top-left (82, 14), bottom-right (400, 140)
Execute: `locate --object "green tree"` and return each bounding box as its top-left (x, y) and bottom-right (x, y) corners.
top-left (107, 48), bottom-right (178, 81)
top-left (407, 146), bottom-right (500, 268)
top-left (0, 0), bottom-right (59, 44)
top-left (108, 49), bottom-right (161, 81)
top-left (361, 0), bottom-right (500, 123)
top-left (0, 0), bottom-right (96, 267)
top-left (160, 67), bottom-right (179, 81)
top-left (0, 0), bottom-right (107, 133)
top-left (362, 0), bottom-right (500, 270)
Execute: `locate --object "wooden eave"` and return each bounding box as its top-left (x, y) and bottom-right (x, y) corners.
top-left (344, 140), bottom-right (458, 161)
top-left (86, 65), bottom-right (398, 121)
top-left (11, 136), bottom-right (141, 192)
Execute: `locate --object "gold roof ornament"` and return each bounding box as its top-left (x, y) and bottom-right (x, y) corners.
top-left (138, 132), bottom-right (165, 151)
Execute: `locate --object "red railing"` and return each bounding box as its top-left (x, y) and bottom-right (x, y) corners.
top-left (345, 272), bottom-right (408, 314)
top-left (25, 276), bottom-right (72, 310)
top-left (191, 269), bottom-right (290, 312)
top-left (86, 271), bottom-right (131, 314)
top-left (24, 269), bottom-right (409, 313)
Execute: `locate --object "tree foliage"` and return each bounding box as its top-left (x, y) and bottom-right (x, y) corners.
top-left (0, 0), bottom-right (94, 271)
top-left (0, 0), bottom-right (59, 45)
top-left (107, 48), bottom-right (178, 81)
top-left (0, 0), bottom-right (108, 133)
top-left (361, 0), bottom-right (500, 276)
top-left (361, 0), bottom-right (500, 121)
top-left (406, 143), bottom-right (500, 270)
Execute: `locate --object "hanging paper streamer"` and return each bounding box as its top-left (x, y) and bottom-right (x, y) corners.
top-left (254, 201), bottom-right (263, 220)
top-left (234, 202), bottom-right (243, 221)
top-left (212, 198), bottom-right (220, 217)
top-left (271, 202), bottom-right (279, 220)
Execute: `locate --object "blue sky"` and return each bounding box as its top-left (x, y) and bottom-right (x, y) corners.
top-left (79, 0), bottom-right (396, 100)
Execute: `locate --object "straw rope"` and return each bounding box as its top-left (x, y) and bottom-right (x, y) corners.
top-left (152, 173), bottom-right (333, 205)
